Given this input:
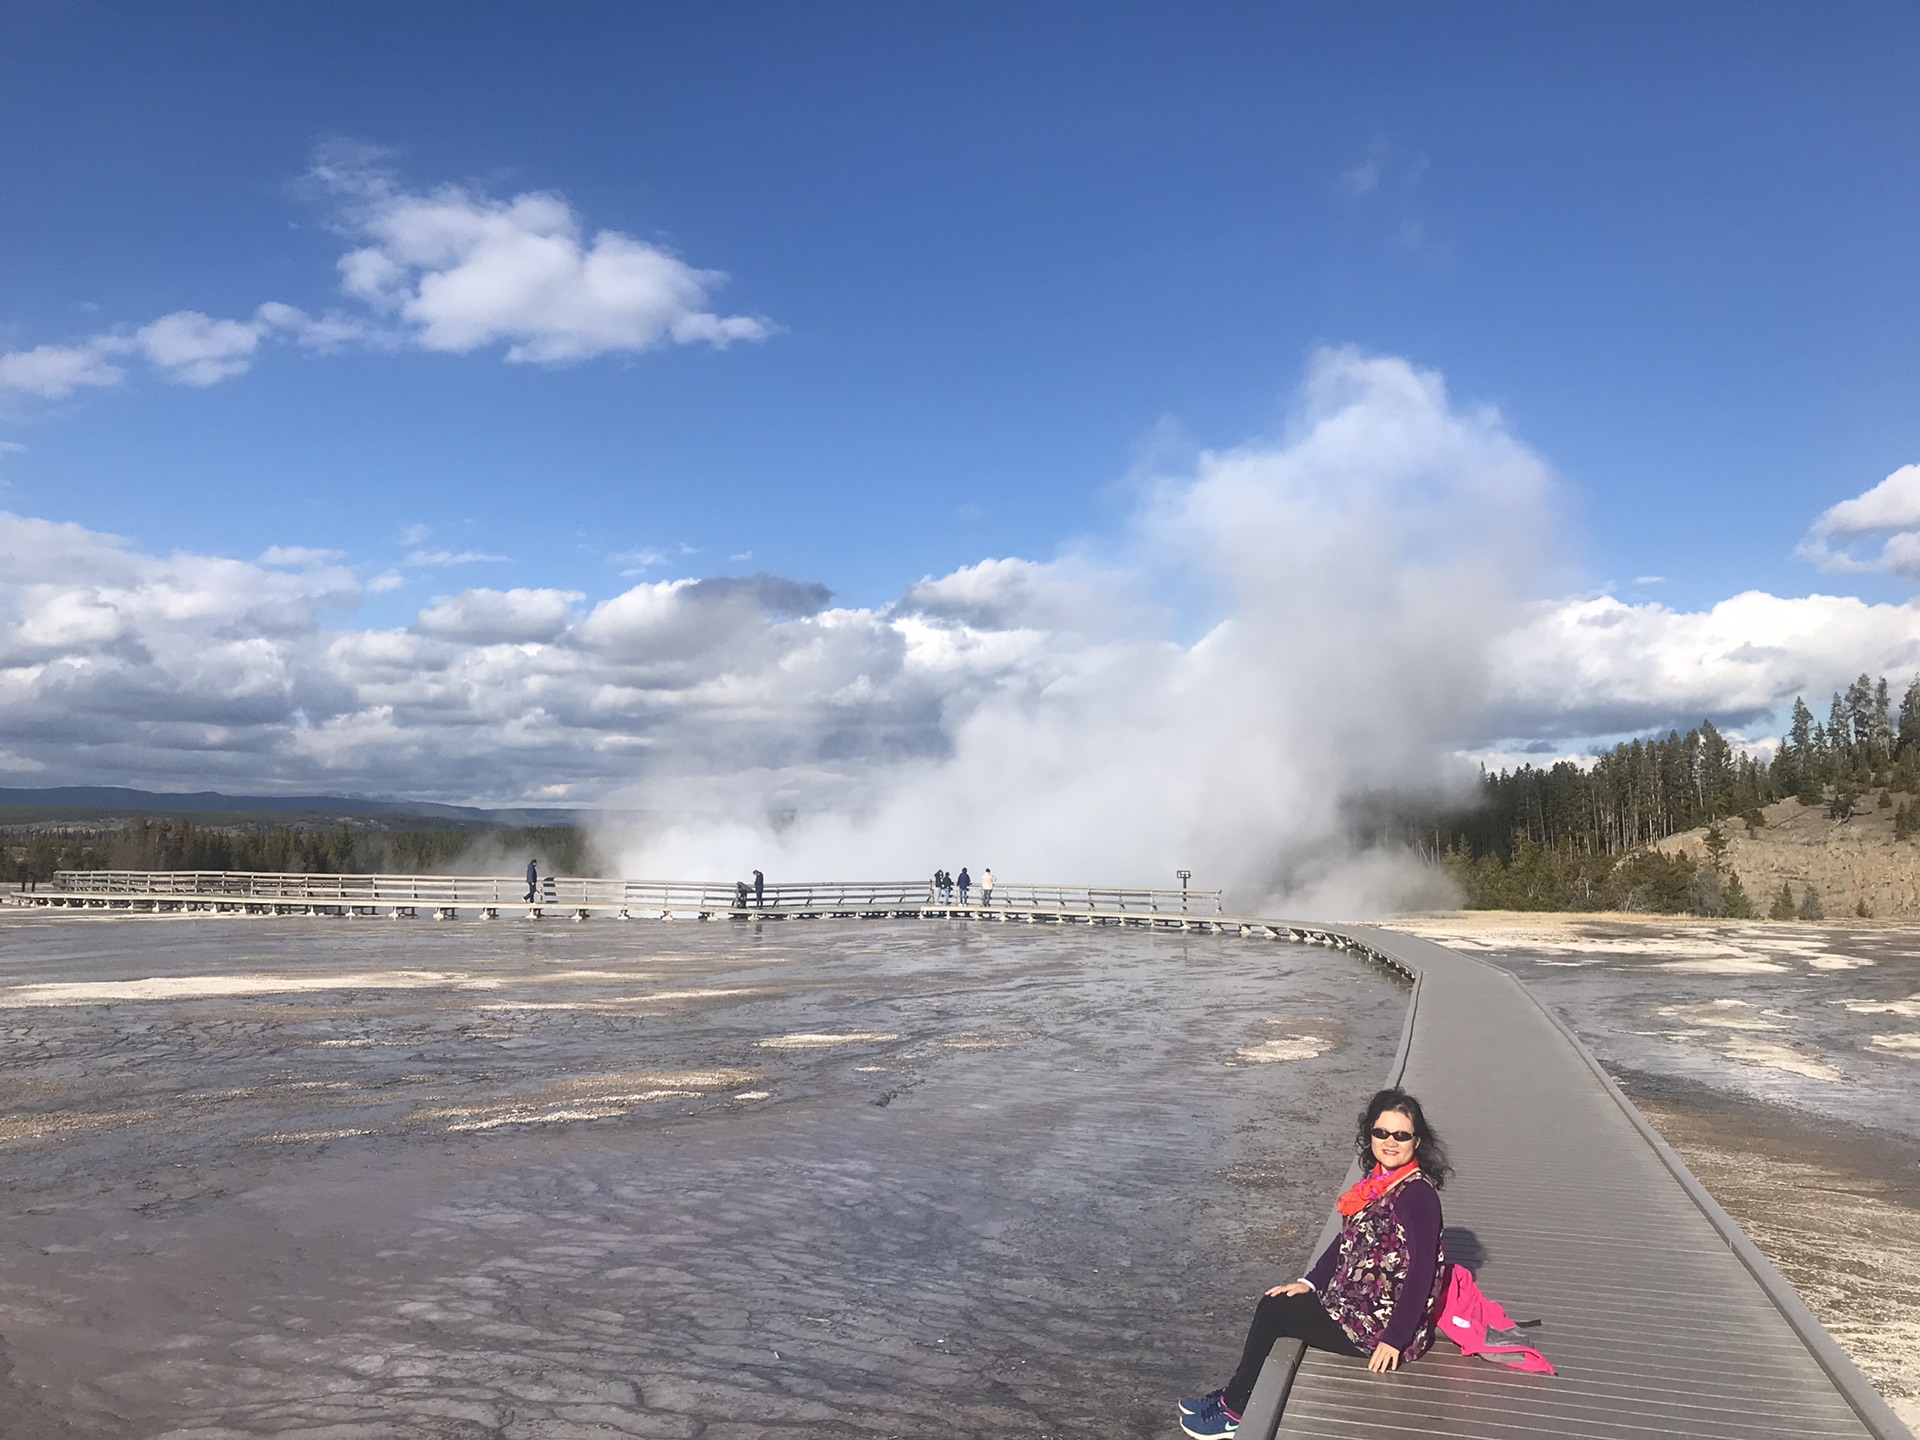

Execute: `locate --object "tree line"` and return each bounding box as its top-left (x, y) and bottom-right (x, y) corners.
top-left (1434, 672), bottom-right (1920, 912)
top-left (5, 818), bottom-right (596, 886)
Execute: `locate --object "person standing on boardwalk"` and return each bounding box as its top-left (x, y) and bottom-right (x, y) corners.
top-left (753, 869), bottom-right (765, 906)
top-left (1179, 1088), bottom-right (1450, 1438)
top-left (981, 868), bottom-right (994, 906)
top-left (957, 867), bottom-right (971, 904)
top-left (524, 858), bottom-right (538, 904)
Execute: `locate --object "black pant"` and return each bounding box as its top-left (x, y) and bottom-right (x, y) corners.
top-left (1223, 1291), bottom-right (1361, 1414)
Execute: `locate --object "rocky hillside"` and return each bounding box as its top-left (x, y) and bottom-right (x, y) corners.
top-left (1656, 795), bottom-right (1920, 918)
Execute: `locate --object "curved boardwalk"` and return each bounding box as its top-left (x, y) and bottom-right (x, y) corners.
top-left (1242, 924), bottom-right (1911, 1440)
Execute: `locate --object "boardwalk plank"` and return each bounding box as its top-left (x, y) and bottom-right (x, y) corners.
top-left (1238, 926), bottom-right (1906, 1440)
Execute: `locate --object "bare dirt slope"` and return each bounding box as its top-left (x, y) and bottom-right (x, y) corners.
top-left (1657, 795), bottom-right (1920, 917)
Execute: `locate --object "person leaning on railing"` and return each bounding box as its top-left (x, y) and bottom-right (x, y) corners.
top-left (1178, 1088), bottom-right (1451, 1437)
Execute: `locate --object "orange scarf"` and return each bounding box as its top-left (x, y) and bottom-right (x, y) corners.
top-left (1336, 1159), bottom-right (1421, 1217)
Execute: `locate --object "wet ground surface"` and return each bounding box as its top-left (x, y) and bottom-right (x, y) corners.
top-left (1386, 915), bottom-right (1920, 1427)
top-left (0, 913), bottom-right (1405, 1440)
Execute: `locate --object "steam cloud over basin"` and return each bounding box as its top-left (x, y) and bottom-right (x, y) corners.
top-left (23, 349), bottom-right (1920, 910)
top-left (0, 348), bottom-right (1554, 911)
top-left (0, 913), bottom-right (1404, 1439)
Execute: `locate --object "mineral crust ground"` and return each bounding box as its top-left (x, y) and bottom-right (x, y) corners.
top-left (0, 913), bottom-right (1402, 1440)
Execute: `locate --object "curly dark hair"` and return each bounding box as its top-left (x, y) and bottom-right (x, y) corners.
top-left (1355, 1087), bottom-right (1451, 1189)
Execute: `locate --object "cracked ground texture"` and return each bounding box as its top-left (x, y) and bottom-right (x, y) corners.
top-left (0, 913), bottom-right (1404, 1439)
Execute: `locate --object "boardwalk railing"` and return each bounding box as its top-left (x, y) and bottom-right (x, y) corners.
top-left (29, 870), bottom-right (1223, 917)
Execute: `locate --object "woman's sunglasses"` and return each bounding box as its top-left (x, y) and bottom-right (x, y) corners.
top-left (1370, 1127), bottom-right (1415, 1143)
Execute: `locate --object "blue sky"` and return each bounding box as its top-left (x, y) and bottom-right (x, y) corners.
top-left (5, 3), bottom-right (1916, 616)
top-left (4, 2), bottom-right (1920, 874)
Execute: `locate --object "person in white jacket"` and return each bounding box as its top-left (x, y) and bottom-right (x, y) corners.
top-left (981, 868), bottom-right (995, 906)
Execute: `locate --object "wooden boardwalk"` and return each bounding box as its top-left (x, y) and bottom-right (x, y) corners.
top-left (1241, 925), bottom-right (1910, 1440)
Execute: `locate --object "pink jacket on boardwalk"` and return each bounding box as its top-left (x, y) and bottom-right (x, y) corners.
top-left (1435, 1264), bottom-right (1556, 1375)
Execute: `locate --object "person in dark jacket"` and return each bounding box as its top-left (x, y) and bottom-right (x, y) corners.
top-left (957, 867), bottom-right (971, 904)
top-left (1179, 1088), bottom-right (1451, 1437)
top-left (753, 869), bottom-right (765, 906)
top-left (525, 858), bottom-right (538, 904)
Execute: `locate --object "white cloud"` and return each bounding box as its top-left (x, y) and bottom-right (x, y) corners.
top-left (0, 150), bottom-right (768, 412)
top-left (1799, 464), bottom-right (1920, 576)
top-left (414, 587), bottom-right (583, 644)
top-left (259, 546), bottom-right (346, 567)
top-left (1339, 157), bottom-right (1384, 197)
top-left (1489, 589), bottom-right (1920, 743)
top-left (1337, 137), bottom-right (1395, 199)
top-left (0, 303), bottom-right (352, 401)
top-left (611, 547), bottom-right (667, 575)
top-left (318, 156), bottom-right (770, 364)
top-left (131, 311), bottom-right (265, 386)
top-left (0, 342), bottom-right (124, 399)
top-left (404, 549), bottom-right (510, 567)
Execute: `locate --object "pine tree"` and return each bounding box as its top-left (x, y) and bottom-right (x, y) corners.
top-left (1769, 882), bottom-right (1797, 921)
top-left (1899, 678), bottom-right (1920, 757)
top-left (1703, 823), bottom-right (1730, 868)
top-left (1784, 697), bottom-right (1817, 800)
top-left (1844, 675), bottom-right (1874, 747)
top-left (1809, 721), bottom-right (1834, 799)
top-left (1697, 722), bottom-right (1734, 818)
top-left (1723, 871), bottom-right (1756, 919)
top-left (1871, 677), bottom-right (1895, 769)
top-left (1798, 885), bottom-right (1824, 922)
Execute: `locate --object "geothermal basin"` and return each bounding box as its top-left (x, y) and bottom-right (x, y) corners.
top-left (0, 913), bottom-right (1405, 1439)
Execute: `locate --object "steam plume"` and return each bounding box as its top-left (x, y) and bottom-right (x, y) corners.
top-left (605, 348), bottom-right (1555, 914)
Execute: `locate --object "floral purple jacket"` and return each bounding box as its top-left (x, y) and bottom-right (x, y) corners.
top-left (1306, 1175), bottom-right (1447, 1357)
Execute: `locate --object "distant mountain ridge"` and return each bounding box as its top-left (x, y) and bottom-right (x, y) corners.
top-left (0, 786), bottom-right (584, 826)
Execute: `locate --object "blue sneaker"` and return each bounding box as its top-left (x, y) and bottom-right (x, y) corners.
top-left (1180, 1393), bottom-right (1240, 1438)
top-left (1178, 1389), bottom-right (1224, 1417)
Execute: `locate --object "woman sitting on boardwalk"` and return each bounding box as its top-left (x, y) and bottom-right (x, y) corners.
top-left (1179, 1087), bottom-right (1450, 1438)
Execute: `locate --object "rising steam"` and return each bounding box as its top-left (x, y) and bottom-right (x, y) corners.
top-left (603, 348), bottom-right (1556, 915)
